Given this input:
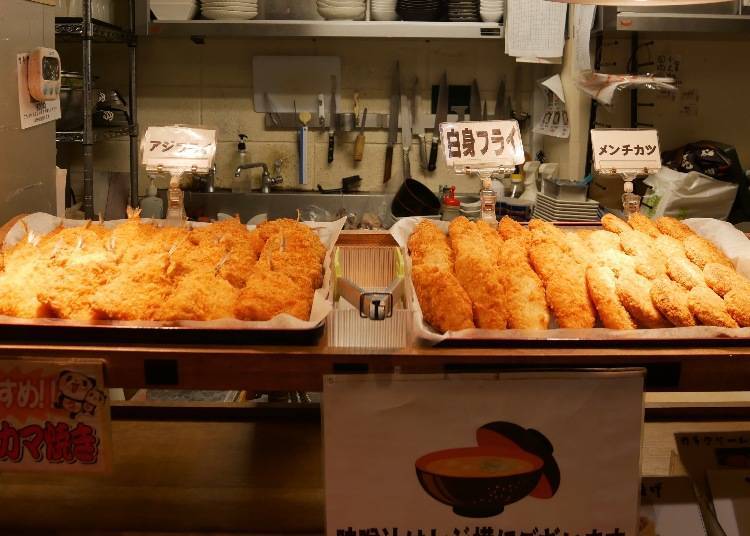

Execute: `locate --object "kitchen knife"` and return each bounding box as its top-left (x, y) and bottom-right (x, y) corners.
top-left (353, 108), bottom-right (367, 162)
top-left (413, 77), bottom-right (427, 170)
top-left (470, 79), bottom-right (481, 121)
top-left (482, 100), bottom-right (488, 121)
top-left (494, 79), bottom-right (506, 120)
top-left (384, 61), bottom-right (400, 183)
top-left (401, 88), bottom-right (412, 181)
top-left (428, 71), bottom-right (448, 172)
top-left (328, 75), bottom-right (337, 164)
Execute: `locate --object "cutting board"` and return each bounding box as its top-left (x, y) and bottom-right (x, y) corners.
top-left (252, 56), bottom-right (341, 114)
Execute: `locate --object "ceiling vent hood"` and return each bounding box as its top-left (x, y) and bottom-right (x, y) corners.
top-left (596, 1), bottom-right (750, 32)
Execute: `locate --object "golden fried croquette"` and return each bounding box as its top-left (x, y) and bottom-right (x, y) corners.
top-left (650, 278), bottom-right (696, 327)
top-left (592, 248), bottom-right (637, 277)
top-left (586, 265), bottom-right (636, 330)
top-left (529, 240), bottom-right (597, 329)
top-left (725, 288), bottom-right (750, 327)
top-left (601, 214), bottom-right (633, 234)
top-left (411, 264), bottom-right (475, 332)
top-left (586, 230), bottom-right (622, 253)
top-left (616, 271), bottom-right (671, 328)
top-left (529, 218), bottom-right (569, 250)
top-left (500, 237), bottom-right (549, 330)
top-left (408, 220), bottom-right (454, 271)
top-left (155, 270), bottom-right (238, 321)
top-left (476, 220), bottom-right (503, 265)
top-left (666, 256), bottom-right (705, 290)
top-left (450, 218), bottom-right (508, 330)
top-left (234, 268), bottom-right (314, 321)
top-left (564, 232), bottom-right (593, 267)
top-left (627, 213), bottom-right (661, 239)
top-left (619, 230), bottom-right (667, 280)
top-left (498, 216), bottom-right (530, 242)
top-left (688, 286), bottom-right (739, 328)
top-left (704, 263), bottom-right (750, 297)
top-left (655, 217), bottom-right (695, 240)
top-left (683, 235), bottom-right (734, 270)
top-left (654, 234), bottom-right (686, 259)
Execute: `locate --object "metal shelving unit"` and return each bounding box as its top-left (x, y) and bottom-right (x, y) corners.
top-left (56, 1), bottom-right (139, 219)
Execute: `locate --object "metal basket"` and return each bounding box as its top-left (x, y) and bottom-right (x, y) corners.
top-left (328, 245), bottom-right (410, 349)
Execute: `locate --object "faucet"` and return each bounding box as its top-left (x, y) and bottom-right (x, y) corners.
top-left (234, 160), bottom-right (284, 193)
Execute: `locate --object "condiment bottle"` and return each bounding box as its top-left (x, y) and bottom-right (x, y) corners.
top-left (140, 178), bottom-right (163, 219)
top-left (441, 186), bottom-right (461, 221)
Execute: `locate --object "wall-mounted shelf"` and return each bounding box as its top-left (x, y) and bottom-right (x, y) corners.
top-left (55, 17), bottom-right (133, 43)
top-left (145, 20), bottom-right (503, 39)
top-left (56, 125), bottom-right (136, 144)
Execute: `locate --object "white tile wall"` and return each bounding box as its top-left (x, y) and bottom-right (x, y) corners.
top-left (61, 36), bottom-right (534, 201)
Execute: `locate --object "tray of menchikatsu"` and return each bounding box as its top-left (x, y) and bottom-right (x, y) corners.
top-left (390, 212), bottom-right (750, 346)
top-left (0, 211), bottom-right (345, 345)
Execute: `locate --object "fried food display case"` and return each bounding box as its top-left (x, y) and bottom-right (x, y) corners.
top-left (1, 212), bottom-right (750, 533)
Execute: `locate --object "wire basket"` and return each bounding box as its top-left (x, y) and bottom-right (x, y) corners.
top-left (328, 245), bottom-right (410, 349)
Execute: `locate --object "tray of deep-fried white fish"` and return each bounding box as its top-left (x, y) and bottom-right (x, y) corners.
top-left (391, 213), bottom-right (750, 345)
top-left (0, 212), bottom-right (345, 343)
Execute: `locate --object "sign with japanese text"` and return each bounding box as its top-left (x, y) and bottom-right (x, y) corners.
top-left (639, 477), bottom-right (705, 536)
top-left (0, 359), bottom-right (111, 473)
top-left (591, 129), bottom-right (661, 175)
top-left (324, 371), bottom-right (644, 536)
top-left (141, 126), bottom-right (217, 173)
top-left (17, 53), bottom-right (60, 130)
top-left (440, 120), bottom-right (525, 172)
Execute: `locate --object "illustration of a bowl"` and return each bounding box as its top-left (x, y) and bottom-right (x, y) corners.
top-left (415, 445), bottom-right (544, 518)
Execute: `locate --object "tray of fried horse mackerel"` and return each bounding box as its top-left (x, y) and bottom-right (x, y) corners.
top-left (390, 213), bottom-right (750, 346)
top-left (0, 212), bottom-right (345, 345)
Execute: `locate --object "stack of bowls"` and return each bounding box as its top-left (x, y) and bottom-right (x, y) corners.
top-left (396, 0), bottom-right (443, 21)
top-left (447, 0), bottom-right (480, 22)
top-left (371, 0), bottom-right (398, 21)
top-left (201, 0), bottom-right (258, 20)
top-left (479, 0), bottom-right (504, 22)
top-left (459, 197), bottom-right (481, 220)
top-left (316, 0), bottom-right (366, 20)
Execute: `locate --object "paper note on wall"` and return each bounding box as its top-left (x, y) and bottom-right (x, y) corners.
top-left (572, 5), bottom-right (597, 73)
top-left (505, 0), bottom-right (567, 61)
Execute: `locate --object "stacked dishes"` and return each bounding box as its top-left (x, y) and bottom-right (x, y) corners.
top-left (447, 0), bottom-right (480, 22)
top-left (532, 194), bottom-right (601, 223)
top-left (201, 0), bottom-right (258, 20)
top-left (397, 0), bottom-right (442, 21)
top-left (371, 0), bottom-right (398, 21)
top-left (479, 0), bottom-right (503, 22)
top-left (316, 0), bottom-right (366, 20)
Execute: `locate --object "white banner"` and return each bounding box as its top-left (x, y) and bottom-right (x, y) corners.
top-left (324, 371), bottom-right (644, 536)
top-left (440, 120), bottom-right (525, 171)
top-left (591, 129), bottom-right (662, 176)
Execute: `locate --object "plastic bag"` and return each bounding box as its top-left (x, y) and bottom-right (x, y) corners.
top-left (577, 72), bottom-right (677, 106)
top-left (641, 167), bottom-right (738, 221)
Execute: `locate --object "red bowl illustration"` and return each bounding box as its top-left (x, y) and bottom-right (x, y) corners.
top-left (415, 446), bottom-right (544, 518)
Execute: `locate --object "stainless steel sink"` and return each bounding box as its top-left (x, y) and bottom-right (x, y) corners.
top-left (173, 191), bottom-right (395, 223)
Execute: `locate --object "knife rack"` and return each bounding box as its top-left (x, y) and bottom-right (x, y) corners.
top-left (264, 112), bottom-right (463, 132)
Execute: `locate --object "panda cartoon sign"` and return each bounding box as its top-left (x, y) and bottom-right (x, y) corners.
top-left (0, 359), bottom-right (112, 473)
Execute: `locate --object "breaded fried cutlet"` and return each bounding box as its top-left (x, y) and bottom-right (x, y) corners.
top-left (704, 263), bottom-right (750, 297)
top-left (155, 270), bottom-right (238, 321)
top-left (601, 214), bottom-right (633, 234)
top-left (616, 270), bottom-right (671, 328)
top-left (650, 278), bottom-right (696, 327)
top-left (411, 264), bottom-right (475, 332)
top-left (654, 234), bottom-right (686, 259)
top-left (666, 256), bottom-right (705, 290)
top-left (725, 288), bottom-right (750, 327)
top-left (683, 235), bottom-right (734, 270)
top-left (586, 265), bottom-right (636, 330)
top-left (500, 237), bottom-right (549, 330)
top-left (627, 213), bottom-right (661, 239)
top-left (586, 230), bottom-right (621, 253)
top-left (592, 248), bottom-right (637, 277)
top-left (408, 220), bottom-right (454, 271)
top-left (619, 230), bottom-right (667, 280)
top-left (498, 216), bottom-right (530, 242)
top-left (234, 268), bottom-right (314, 321)
top-left (688, 286), bottom-right (739, 328)
top-left (655, 217), bottom-right (695, 240)
top-left (476, 220), bottom-right (503, 265)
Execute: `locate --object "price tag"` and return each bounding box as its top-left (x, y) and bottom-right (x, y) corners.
top-left (0, 359), bottom-right (111, 473)
top-left (440, 120), bottom-right (525, 172)
top-left (324, 370), bottom-right (644, 535)
top-left (591, 129), bottom-right (661, 175)
top-left (141, 126), bottom-right (216, 173)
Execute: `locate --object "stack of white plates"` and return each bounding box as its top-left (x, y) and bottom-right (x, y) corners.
top-left (201, 0), bottom-right (258, 20)
top-left (479, 0), bottom-right (503, 22)
top-left (371, 0), bottom-right (398, 21)
top-left (533, 194), bottom-right (601, 222)
top-left (317, 0), bottom-right (366, 20)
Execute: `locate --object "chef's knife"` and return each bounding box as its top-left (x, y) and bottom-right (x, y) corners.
top-left (384, 61), bottom-right (400, 183)
top-left (482, 100), bottom-right (488, 121)
top-left (401, 88), bottom-right (412, 181)
top-left (328, 75), bottom-right (337, 164)
top-left (428, 71), bottom-right (448, 172)
top-left (470, 79), bottom-right (481, 121)
top-left (494, 79), bottom-right (506, 120)
top-left (353, 108), bottom-right (367, 162)
top-left (413, 77), bottom-right (427, 170)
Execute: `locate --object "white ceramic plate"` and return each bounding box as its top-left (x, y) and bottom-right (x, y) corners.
top-left (317, 6), bottom-right (366, 18)
top-left (201, 8), bottom-right (258, 19)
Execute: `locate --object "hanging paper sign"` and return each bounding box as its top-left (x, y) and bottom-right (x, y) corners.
top-left (141, 126), bottom-right (217, 173)
top-left (591, 129), bottom-right (662, 175)
top-left (440, 120), bottom-right (525, 172)
top-left (0, 359), bottom-right (112, 473)
top-left (324, 370), bottom-right (644, 536)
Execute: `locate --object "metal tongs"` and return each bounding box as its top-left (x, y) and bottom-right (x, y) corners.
top-left (333, 247), bottom-right (405, 321)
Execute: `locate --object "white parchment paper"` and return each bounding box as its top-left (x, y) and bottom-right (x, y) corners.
top-left (390, 216), bottom-right (750, 345)
top-left (1, 213), bottom-right (346, 330)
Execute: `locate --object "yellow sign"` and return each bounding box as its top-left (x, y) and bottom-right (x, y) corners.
top-left (0, 359), bottom-right (111, 473)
